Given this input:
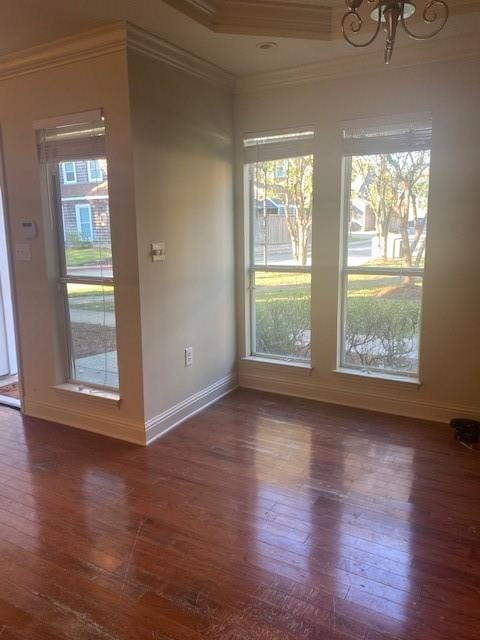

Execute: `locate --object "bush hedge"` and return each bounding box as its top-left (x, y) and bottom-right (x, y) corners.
top-left (255, 293), bottom-right (420, 370)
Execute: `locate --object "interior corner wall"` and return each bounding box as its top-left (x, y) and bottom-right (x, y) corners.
top-left (235, 56), bottom-right (480, 423)
top-left (0, 50), bottom-right (146, 443)
top-left (127, 50), bottom-right (236, 437)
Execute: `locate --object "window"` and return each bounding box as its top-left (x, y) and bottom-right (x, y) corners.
top-left (61, 161), bottom-right (77, 184)
top-left (274, 160), bottom-right (288, 179)
top-left (37, 113), bottom-right (119, 390)
top-left (75, 204), bottom-right (93, 242)
top-left (244, 130), bottom-right (314, 362)
top-left (87, 159), bottom-right (103, 183)
top-left (339, 117), bottom-right (432, 378)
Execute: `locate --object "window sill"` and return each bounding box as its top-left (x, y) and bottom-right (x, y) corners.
top-left (333, 368), bottom-right (421, 387)
top-left (53, 383), bottom-right (120, 407)
top-left (241, 356), bottom-right (313, 371)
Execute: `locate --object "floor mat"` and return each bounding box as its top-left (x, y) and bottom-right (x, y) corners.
top-left (0, 382), bottom-right (20, 399)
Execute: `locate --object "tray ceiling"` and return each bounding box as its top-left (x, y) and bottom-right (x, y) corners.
top-left (162, 0), bottom-right (480, 40)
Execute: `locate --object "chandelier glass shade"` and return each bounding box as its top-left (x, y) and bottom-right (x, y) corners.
top-left (341, 0), bottom-right (449, 63)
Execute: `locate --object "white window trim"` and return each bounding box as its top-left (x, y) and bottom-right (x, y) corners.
top-left (74, 203), bottom-right (93, 242)
top-left (50, 165), bottom-right (118, 393)
top-left (244, 134), bottom-right (314, 365)
top-left (338, 128), bottom-right (430, 380)
top-left (87, 159), bottom-right (103, 183)
top-left (62, 161), bottom-right (77, 184)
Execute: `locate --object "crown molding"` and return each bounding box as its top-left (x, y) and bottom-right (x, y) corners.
top-left (0, 22), bottom-right (127, 82)
top-left (163, 0), bottom-right (332, 39)
top-left (0, 21), bottom-right (234, 91)
top-left (235, 30), bottom-right (480, 93)
top-left (126, 23), bottom-right (234, 89)
top-left (162, 0), bottom-right (219, 27)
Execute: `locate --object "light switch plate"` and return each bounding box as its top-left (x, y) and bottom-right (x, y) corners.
top-left (14, 243), bottom-right (31, 261)
top-left (185, 346), bottom-right (193, 367)
top-left (151, 242), bottom-right (166, 262)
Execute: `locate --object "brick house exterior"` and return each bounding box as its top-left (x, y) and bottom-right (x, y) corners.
top-left (60, 159), bottom-right (111, 246)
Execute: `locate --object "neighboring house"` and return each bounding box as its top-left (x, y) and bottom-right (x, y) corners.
top-left (255, 197), bottom-right (297, 217)
top-left (60, 159), bottom-right (111, 245)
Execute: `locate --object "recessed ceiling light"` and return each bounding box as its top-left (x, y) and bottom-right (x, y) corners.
top-left (257, 42), bottom-right (278, 51)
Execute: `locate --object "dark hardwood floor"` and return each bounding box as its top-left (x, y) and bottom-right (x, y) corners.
top-left (0, 388), bottom-right (479, 640)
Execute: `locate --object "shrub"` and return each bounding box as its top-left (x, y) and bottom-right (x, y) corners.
top-left (255, 296), bottom-right (310, 359)
top-left (344, 297), bottom-right (420, 370)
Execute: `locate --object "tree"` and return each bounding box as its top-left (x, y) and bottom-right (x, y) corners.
top-left (352, 154), bottom-right (397, 260)
top-left (283, 156), bottom-right (313, 266)
top-left (253, 156), bottom-right (313, 266)
top-left (386, 150), bottom-right (430, 268)
top-left (351, 150), bottom-right (430, 266)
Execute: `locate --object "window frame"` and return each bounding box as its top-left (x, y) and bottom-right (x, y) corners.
top-left (61, 161), bottom-right (77, 184)
top-left (338, 133), bottom-right (431, 380)
top-left (87, 159), bottom-right (103, 183)
top-left (244, 129), bottom-right (315, 365)
top-left (50, 161), bottom-right (118, 392)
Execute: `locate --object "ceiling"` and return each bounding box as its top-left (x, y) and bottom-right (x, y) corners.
top-left (1, 0), bottom-right (479, 76)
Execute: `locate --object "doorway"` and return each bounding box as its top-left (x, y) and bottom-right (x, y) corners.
top-left (0, 183), bottom-right (20, 408)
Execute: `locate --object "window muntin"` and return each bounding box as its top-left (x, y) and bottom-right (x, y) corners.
top-left (245, 130), bottom-right (314, 363)
top-left (340, 119), bottom-right (431, 378)
top-left (61, 161), bottom-right (77, 184)
top-left (37, 114), bottom-right (119, 391)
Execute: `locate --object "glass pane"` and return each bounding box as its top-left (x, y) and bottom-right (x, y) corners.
top-left (66, 283), bottom-right (118, 389)
top-left (248, 156), bottom-right (313, 267)
top-left (346, 151), bottom-right (430, 268)
top-left (342, 274), bottom-right (422, 375)
top-left (59, 158), bottom-right (112, 278)
top-left (253, 271), bottom-right (311, 361)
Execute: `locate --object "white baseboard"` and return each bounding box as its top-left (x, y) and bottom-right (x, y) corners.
top-left (23, 397), bottom-right (146, 445)
top-left (238, 372), bottom-right (480, 424)
top-left (145, 373), bottom-right (237, 444)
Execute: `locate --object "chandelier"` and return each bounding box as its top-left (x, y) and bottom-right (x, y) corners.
top-left (341, 0), bottom-right (449, 63)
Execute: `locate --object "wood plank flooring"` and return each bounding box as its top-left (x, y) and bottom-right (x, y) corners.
top-left (0, 388), bottom-right (479, 639)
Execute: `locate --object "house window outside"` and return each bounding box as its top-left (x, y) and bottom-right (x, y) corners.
top-left (61, 161), bottom-right (77, 184)
top-left (37, 114), bottom-right (118, 391)
top-left (244, 131), bottom-right (314, 362)
top-left (87, 159), bottom-right (103, 182)
top-left (75, 204), bottom-right (93, 242)
top-left (274, 160), bottom-right (288, 179)
top-left (340, 117), bottom-right (432, 378)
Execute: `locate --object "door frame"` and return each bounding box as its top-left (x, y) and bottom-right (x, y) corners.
top-left (0, 128), bottom-right (23, 408)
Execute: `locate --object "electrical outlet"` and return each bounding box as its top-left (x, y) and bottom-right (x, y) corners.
top-left (185, 346), bottom-right (193, 367)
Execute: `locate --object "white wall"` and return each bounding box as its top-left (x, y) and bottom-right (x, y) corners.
top-left (235, 56), bottom-right (480, 422)
top-left (127, 50), bottom-right (237, 436)
top-left (0, 48), bottom-right (146, 442)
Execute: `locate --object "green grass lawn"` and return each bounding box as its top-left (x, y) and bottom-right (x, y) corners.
top-left (254, 270), bottom-right (421, 303)
top-left (66, 246), bottom-right (112, 267)
top-left (67, 284), bottom-right (115, 313)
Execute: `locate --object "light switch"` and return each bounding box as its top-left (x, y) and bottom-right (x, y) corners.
top-left (14, 243), bottom-right (31, 261)
top-left (150, 242), bottom-right (166, 262)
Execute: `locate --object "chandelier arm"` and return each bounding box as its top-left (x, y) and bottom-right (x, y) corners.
top-left (400, 0), bottom-right (449, 40)
top-left (341, 5), bottom-right (383, 48)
